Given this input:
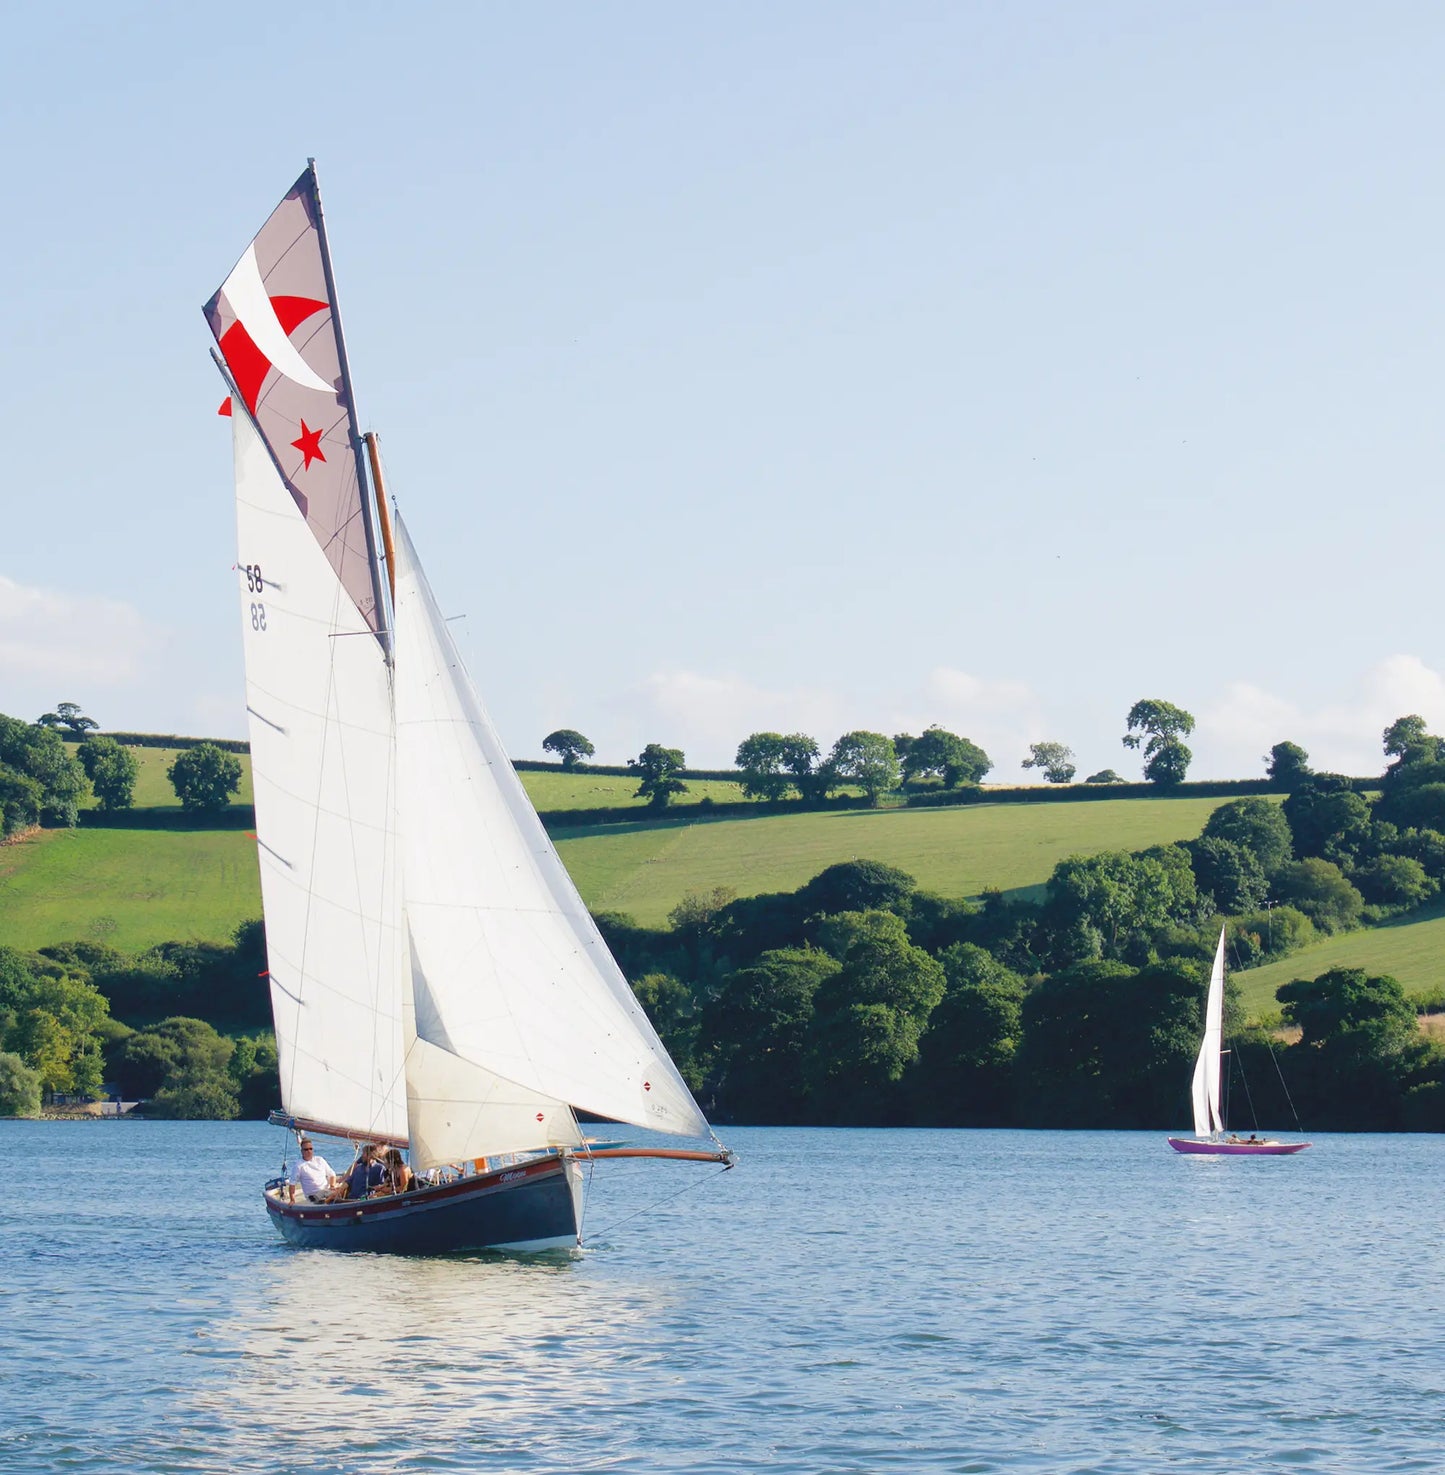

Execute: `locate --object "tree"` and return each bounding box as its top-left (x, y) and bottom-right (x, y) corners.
top-left (1354, 854), bottom-right (1434, 908)
top-left (628, 743), bottom-right (688, 809)
top-left (734, 732), bottom-right (793, 802)
top-left (167, 743), bottom-right (243, 814)
top-left (541, 728), bottom-right (594, 770)
top-left (1282, 780), bottom-right (1371, 864)
top-left (1278, 968), bottom-right (1419, 1128)
top-left (1016, 960), bottom-right (1202, 1127)
top-left (1383, 715), bottom-right (1445, 771)
top-left (0, 714), bottom-right (89, 827)
top-left (1122, 699), bottom-right (1195, 787)
top-left (631, 973), bottom-right (702, 1089)
top-left (1265, 741), bottom-right (1312, 790)
top-left (36, 702), bottom-right (97, 736)
top-left (116, 1016), bottom-right (239, 1118)
top-left (828, 731), bottom-right (901, 804)
top-left (1270, 858), bottom-right (1364, 934)
top-left (1185, 836), bottom-right (1268, 915)
top-left (779, 733), bottom-right (832, 802)
top-left (1043, 848), bottom-right (1197, 963)
top-left (797, 860), bottom-right (916, 919)
top-left (900, 727), bottom-right (991, 788)
top-left (911, 944), bottom-right (1025, 1125)
top-left (705, 947), bottom-right (839, 1122)
top-left (1084, 769), bottom-right (1125, 785)
top-left (78, 735), bottom-right (139, 812)
top-left (1022, 741), bottom-right (1076, 784)
top-left (0, 948), bottom-right (110, 1099)
top-left (804, 911), bottom-right (945, 1120)
top-left (1202, 797), bottom-right (1294, 877)
top-left (0, 1051), bottom-right (42, 1116)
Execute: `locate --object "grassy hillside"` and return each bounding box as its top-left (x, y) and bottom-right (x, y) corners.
top-left (0, 827), bottom-right (259, 953)
top-left (1234, 898), bottom-right (1445, 1018)
top-left (4, 791), bottom-right (1228, 952)
top-left (552, 795), bottom-right (1227, 925)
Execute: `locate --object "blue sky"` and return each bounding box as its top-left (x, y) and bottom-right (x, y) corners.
top-left (3, 2), bottom-right (1444, 781)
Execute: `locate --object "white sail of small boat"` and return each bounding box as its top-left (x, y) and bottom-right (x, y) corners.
top-left (1167, 925), bottom-right (1310, 1157)
top-left (205, 163), bottom-right (730, 1251)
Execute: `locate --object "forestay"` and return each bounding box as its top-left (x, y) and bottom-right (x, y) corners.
top-left (390, 515), bottom-right (709, 1142)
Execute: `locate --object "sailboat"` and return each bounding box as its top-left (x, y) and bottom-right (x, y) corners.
top-left (204, 163), bottom-right (732, 1252)
top-left (1166, 926), bottom-right (1310, 1156)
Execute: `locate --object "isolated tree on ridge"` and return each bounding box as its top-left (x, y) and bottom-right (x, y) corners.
top-left (36, 701), bottom-right (98, 737)
top-left (1022, 741), bottom-right (1076, 784)
top-left (542, 728), bottom-right (595, 770)
top-left (1122, 699), bottom-right (1195, 787)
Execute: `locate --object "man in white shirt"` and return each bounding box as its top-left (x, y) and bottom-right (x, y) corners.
top-left (287, 1139), bottom-right (338, 1202)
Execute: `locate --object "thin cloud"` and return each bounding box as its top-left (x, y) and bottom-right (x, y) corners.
top-left (0, 575), bottom-right (159, 687)
top-left (1198, 655), bottom-right (1445, 778)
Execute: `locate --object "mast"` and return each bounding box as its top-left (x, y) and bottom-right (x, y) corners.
top-left (307, 158), bottom-right (394, 662)
top-left (364, 432), bottom-right (397, 604)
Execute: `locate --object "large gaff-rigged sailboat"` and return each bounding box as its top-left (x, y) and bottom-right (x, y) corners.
top-left (205, 164), bottom-right (731, 1252)
top-left (1166, 927), bottom-right (1310, 1157)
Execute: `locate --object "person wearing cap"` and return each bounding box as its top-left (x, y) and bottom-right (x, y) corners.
top-left (287, 1139), bottom-right (339, 1203)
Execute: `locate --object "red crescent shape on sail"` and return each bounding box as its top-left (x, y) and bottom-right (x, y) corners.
top-left (218, 296), bottom-right (330, 414)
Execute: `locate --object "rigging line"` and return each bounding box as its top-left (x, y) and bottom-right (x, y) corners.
top-left (1262, 1028), bottom-right (1306, 1133)
top-left (586, 1162), bottom-right (733, 1242)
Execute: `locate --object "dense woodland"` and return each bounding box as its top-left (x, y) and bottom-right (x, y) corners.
top-left (5, 706), bottom-right (1445, 1130)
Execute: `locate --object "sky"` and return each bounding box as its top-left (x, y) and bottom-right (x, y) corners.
top-left (3, 2), bottom-right (1445, 782)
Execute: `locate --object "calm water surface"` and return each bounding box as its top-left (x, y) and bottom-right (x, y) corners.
top-left (1, 1123), bottom-right (1441, 1474)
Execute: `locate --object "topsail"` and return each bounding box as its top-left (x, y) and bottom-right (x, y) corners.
top-left (204, 164), bottom-right (387, 641)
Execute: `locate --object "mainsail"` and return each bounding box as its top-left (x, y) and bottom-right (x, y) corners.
top-left (1189, 927), bottom-right (1227, 1137)
top-left (228, 385), bottom-right (407, 1143)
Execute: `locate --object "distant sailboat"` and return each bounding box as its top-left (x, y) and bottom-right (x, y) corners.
top-left (1167, 926), bottom-right (1311, 1157)
top-left (205, 163), bottom-right (731, 1252)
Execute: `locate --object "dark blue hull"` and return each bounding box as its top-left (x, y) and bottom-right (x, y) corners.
top-left (265, 1154), bottom-right (583, 1254)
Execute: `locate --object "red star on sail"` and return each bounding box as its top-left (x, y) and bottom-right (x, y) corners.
top-left (291, 419), bottom-right (327, 471)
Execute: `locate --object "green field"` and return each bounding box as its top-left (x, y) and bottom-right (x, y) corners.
top-left (3, 791), bottom-right (1229, 952)
top-left (1234, 898), bottom-right (1445, 1018)
top-left (77, 746), bottom-right (256, 810)
top-left (0, 826), bottom-right (259, 954)
top-left (516, 770), bottom-right (749, 811)
top-left (552, 795), bottom-right (1229, 925)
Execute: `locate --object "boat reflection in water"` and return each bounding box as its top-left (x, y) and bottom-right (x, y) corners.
top-left (195, 1248), bottom-right (678, 1464)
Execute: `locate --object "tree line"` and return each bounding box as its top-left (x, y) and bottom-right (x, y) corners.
top-left (1, 704), bottom-right (244, 837)
top-left (547, 698), bottom-right (1221, 810)
top-left (0, 922), bottom-right (277, 1118)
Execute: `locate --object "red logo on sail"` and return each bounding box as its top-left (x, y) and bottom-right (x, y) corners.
top-left (219, 295), bottom-right (329, 416)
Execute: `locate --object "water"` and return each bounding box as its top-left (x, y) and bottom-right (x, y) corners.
top-left (1, 1124), bottom-right (1441, 1474)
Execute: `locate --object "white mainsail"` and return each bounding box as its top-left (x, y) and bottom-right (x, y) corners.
top-left (232, 403), bottom-right (408, 1143)
top-left (1188, 926), bottom-right (1227, 1137)
top-left (390, 514), bottom-right (710, 1143)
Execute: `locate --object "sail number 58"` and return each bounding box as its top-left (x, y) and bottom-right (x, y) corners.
top-left (244, 565), bottom-right (266, 631)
